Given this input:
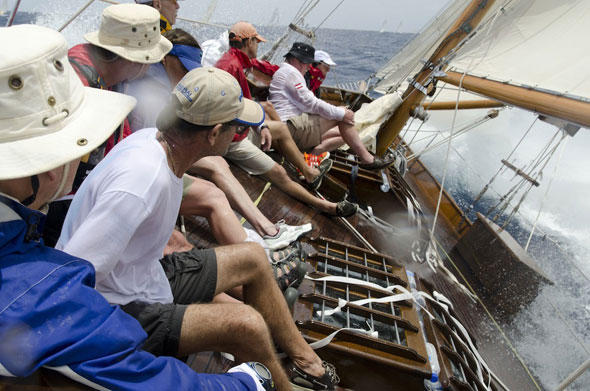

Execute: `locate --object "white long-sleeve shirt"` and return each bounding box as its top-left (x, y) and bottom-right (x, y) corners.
top-left (269, 62), bottom-right (345, 122)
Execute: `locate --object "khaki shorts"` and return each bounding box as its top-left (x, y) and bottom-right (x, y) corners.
top-left (286, 112), bottom-right (323, 151)
top-left (224, 138), bottom-right (275, 175)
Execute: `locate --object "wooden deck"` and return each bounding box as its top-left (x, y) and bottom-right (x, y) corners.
top-left (182, 157), bottom-right (541, 391)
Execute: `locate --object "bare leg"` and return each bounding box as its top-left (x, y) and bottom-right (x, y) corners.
top-left (312, 126), bottom-right (345, 154)
top-left (313, 118), bottom-right (374, 163)
top-left (336, 121), bottom-right (374, 163)
top-left (179, 176), bottom-right (247, 244)
top-left (215, 243), bottom-right (325, 378)
top-left (178, 303), bottom-right (291, 390)
top-left (267, 120), bottom-right (320, 183)
top-left (264, 164), bottom-right (337, 214)
top-left (189, 156), bottom-right (278, 237)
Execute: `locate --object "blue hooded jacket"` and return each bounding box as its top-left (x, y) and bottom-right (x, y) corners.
top-left (0, 195), bottom-right (255, 391)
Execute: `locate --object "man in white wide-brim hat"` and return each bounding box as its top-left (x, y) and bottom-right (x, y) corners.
top-left (0, 24), bottom-right (269, 391)
top-left (43, 3), bottom-right (173, 247)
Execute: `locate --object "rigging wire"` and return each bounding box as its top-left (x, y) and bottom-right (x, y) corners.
top-left (446, 134), bottom-right (590, 284)
top-left (500, 132), bottom-right (566, 229)
top-left (58, 0), bottom-right (95, 32)
top-left (313, 0), bottom-right (345, 33)
top-left (524, 137), bottom-right (567, 251)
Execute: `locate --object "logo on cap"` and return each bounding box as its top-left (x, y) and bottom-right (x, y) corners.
top-left (176, 83), bottom-right (193, 102)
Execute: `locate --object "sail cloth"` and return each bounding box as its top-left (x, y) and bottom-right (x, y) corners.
top-left (340, 92), bottom-right (402, 153)
top-left (373, 0), bottom-right (470, 94)
top-left (374, 0), bottom-right (590, 104)
top-left (446, 0), bottom-right (590, 102)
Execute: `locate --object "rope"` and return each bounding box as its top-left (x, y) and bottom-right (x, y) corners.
top-left (313, 0), bottom-right (345, 33)
top-left (58, 0), bottom-right (95, 32)
top-left (500, 131), bottom-right (566, 229)
top-left (471, 116), bottom-right (538, 208)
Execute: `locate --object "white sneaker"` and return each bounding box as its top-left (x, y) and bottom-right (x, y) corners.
top-left (262, 220), bottom-right (312, 250)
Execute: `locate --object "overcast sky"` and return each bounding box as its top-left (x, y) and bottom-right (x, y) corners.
top-left (181, 0), bottom-right (451, 33)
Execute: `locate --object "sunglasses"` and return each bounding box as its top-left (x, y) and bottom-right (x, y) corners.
top-left (224, 120), bottom-right (249, 136)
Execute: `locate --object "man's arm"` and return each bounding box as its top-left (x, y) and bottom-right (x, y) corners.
top-left (285, 72), bottom-right (345, 121)
top-left (0, 256), bottom-right (257, 391)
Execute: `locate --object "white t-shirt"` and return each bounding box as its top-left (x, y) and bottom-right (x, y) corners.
top-left (269, 62), bottom-right (345, 122)
top-left (56, 128), bottom-right (183, 305)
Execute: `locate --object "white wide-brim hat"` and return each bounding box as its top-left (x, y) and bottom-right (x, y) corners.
top-left (0, 25), bottom-right (136, 180)
top-left (85, 3), bottom-right (172, 64)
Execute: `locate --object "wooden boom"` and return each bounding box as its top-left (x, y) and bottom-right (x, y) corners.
top-left (440, 71), bottom-right (590, 128)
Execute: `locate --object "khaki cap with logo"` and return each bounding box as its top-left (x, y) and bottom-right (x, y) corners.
top-left (172, 67), bottom-right (265, 127)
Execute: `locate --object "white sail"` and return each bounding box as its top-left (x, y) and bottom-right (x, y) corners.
top-left (446, 0), bottom-right (590, 102)
top-left (373, 0), bottom-right (470, 94)
top-left (375, 0), bottom-right (590, 104)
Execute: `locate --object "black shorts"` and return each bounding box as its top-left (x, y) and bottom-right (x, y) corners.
top-left (121, 248), bottom-right (218, 357)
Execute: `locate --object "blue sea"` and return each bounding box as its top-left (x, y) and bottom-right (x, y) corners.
top-left (4, 1), bottom-right (589, 389)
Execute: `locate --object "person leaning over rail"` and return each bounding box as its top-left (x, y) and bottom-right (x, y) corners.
top-left (123, 28), bottom-right (311, 254)
top-left (42, 3), bottom-right (172, 247)
top-left (0, 24), bottom-right (269, 391)
top-left (270, 42), bottom-right (394, 170)
top-left (214, 21), bottom-right (357, 217)
top-left (56, 67), bottom-right (340, 391)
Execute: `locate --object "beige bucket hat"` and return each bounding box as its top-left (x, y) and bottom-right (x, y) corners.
top-left (0, 24), bottom-right (136, 180)
top-left (85, 3), bottom-right (172, 64)
top-left (172, 67), bottom-right (264, 127)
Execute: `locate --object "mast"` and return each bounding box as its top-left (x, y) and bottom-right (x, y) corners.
top-left (375, 0), bottom-right (496, 156)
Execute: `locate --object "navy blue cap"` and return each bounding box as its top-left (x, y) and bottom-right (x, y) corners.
top-left (169, 44), bottom-right (202, 71)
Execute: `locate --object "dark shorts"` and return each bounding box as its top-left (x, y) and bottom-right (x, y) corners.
top-left (43, 199), bottom-right (72, 247)
top-left (121, 248), bottom-right (218, 357)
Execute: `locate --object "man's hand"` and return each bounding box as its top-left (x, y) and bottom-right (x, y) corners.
top-left (343, 108), bottom-right (355, 125)
top-left (260, 126), bottom-right (272, 151)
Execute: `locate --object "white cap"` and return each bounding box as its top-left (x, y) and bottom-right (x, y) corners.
top-left (172, 67), bottom-right (264, 127)
top-left (314, 50), bottom-right (336, 66)
top-left (0, 25), bottom-right (136, 180)
top-left (84, 4), bottom-right (172, 64)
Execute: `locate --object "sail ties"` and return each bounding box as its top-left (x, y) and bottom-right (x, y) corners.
top-left (307, 274), bottom-right (505, 390)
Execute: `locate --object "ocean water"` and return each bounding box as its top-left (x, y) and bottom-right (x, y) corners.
top-left (4, 1), bottom-right (589, 389)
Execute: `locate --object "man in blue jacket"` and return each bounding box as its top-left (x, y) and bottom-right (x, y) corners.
top-left (0, 24), bottom-right (269, 391)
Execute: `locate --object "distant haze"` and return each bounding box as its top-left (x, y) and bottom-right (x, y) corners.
top-left (180, 0), bottom-right (450, 33)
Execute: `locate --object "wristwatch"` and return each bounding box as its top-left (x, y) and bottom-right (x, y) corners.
top-left (259, 123), bottom-right (269, 131)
